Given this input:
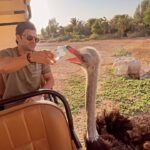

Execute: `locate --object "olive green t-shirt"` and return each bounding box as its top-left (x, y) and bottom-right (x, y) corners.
top-left (0, 47), bottom-right (51, 99)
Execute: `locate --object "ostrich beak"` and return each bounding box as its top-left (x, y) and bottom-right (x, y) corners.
top-left (66, 46), bottom-right (83, 65)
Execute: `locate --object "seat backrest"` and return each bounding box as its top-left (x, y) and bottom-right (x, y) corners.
top-left (0, 101), bottom-right (77, 150)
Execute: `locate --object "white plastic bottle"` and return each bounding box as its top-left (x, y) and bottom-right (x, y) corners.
top-left (54, 45), bottom-right (68, 61)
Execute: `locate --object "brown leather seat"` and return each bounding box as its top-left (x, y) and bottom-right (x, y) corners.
top-left (0, 101), bottom-right (78, 150)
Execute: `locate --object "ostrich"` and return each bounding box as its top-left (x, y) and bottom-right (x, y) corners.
top-left (66, 46), bottom-right (150, 150)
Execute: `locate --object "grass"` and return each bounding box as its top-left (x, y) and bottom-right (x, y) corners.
top-left (113, 47), bottom-right (131, 57)
top-left (100, 76), bottom-right (150, 115)
top-left (64, 75), bottom-right (86, 113)
top-left (64, 73), bottom-right (150, 115)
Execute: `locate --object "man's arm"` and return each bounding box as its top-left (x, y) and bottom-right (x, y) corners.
top-left (42, 72), bottom-right (54, 89)
top-left (25, 72), bottom-right (54, 102)
top-left (41, 72), bottom-right (54, 100)
top-left (0, 74), bottom-right (5, 99)
top-left (0, 51), bottom-right (55, 74)
top-left (0, 54), bottom-right (29, 73)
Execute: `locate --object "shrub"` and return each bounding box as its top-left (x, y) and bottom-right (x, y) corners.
top-left (56, 35), bottom-right (72, 42)
top-left (113, 47), bottom-right (131, 57)
top-left (89, 33), bottom-right (99, 40)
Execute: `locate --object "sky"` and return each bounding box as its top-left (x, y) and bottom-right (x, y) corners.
top-left (30, 0), bottom-right (141, 33)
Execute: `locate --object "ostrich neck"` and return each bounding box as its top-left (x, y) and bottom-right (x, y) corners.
top-left (86, 66), bottom-right (99, 142)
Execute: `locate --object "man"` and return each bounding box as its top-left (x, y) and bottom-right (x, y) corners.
top-left (0, 21), bottom-right (55, 101)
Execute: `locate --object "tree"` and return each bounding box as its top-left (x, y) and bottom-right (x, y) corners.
top-left (91, 20), bottom-right (102, 34)
top-left (77, 21), bottom-right (91, 36)
top-left (86, 18), bottom-right (97, 34)
top-left (99, 17), bottom-right (109, 34)
top-left (70, 18), bottom-right (80, 35)
top-left (41, 28), bottom-right (48, 39)
top-left (144, 4), bottom-right (150, 25)
top-left (57, 26), bottom-right (65, 36)
top-left (134, 0), bottom-right (150, 23)
top-left (87, 18), bottom-right (97, 28)
top-left (70, 18), bottom-right (78, 26)
top-left (64, 24), bottom-right (73, 34)
top-left (46, 18), bottom-right (59, 38)
top-left (68, 18), bottom-right (90, 37)
top-left (111, 15), bottom-right (132, 37)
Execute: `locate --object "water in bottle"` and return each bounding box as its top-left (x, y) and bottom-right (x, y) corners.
top-left (55, 45), bottom-right (68, 61)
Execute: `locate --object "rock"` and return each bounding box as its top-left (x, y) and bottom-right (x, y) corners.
top-left (140, 70), bottom-right (150, 79)
top-left (113, 57), bottom-right (141, 79)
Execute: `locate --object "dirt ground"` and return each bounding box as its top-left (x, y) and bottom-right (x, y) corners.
top-left (37, 38), bottom-right (150, 149)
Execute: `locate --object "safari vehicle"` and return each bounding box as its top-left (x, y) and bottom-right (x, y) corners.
top-left (0, 0), bottom-right (82, 149)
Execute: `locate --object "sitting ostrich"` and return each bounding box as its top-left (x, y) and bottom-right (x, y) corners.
top-left (66, 46), bottom-right (150, 150)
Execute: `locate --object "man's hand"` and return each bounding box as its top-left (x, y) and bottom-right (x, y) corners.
top-left (25, 95), bottom-right (44, 103)
top-left (30, 50), bottom-right (56, 65)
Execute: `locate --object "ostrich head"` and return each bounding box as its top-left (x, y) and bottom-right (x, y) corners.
top-left (67, 46), bottom-right (100, 75)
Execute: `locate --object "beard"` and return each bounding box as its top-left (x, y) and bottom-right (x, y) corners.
top-left (24, 44), bottom-right (36, 52)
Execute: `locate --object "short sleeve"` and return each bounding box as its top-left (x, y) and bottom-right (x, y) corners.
top-left (0, 49), bottom-right (10, 57)
top-left (42, 64), bottom-right (51, 74)
top-left (0, 48), bottom-right (16, 57)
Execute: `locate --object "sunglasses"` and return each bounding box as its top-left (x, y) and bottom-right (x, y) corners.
top-left (22, 34), bottom-right (39, 43)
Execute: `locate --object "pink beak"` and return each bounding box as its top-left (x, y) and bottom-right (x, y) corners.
top-left (66, 46), bottom-right (83, 65)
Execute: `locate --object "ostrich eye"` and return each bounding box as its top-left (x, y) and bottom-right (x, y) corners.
top-left (82, 56), bottom-right (87, 62)
top-left (82, 54), bottom-right (91, 63)
top-left (91, 65), bottom-right (95, 71)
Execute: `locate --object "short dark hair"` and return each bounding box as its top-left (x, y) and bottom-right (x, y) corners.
top-left (16, 21), bottom-right (36, 35)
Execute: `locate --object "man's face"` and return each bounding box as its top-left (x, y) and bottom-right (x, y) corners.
top-left (16, 29), bottom-right (39, 51)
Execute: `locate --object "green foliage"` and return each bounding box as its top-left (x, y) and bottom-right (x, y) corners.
top-left (111, 15), bottom-right (132, 37)
top-left (89, 33), bottom-right (99, 40)
top-left (64, 74), bottom-right (150, 115)
top-left (40, 0), bottom-right (150, 40)
top-left (134, 0), bottom-right (150, 23)
top-left (64, 76), bottom-right (86, 113)
top-left (144, 4), bottom-right (150, 25)
top-left (127, 31), bottom-right (146, 38)
top-left (113, 47), bottom-right (131, 57)
top-left (41, 28), bottom-right (48, 39)
top-left (56, 35), bottom-right (72, 42)
top-left (86, 18), bottom-right (97, 28)
top-left (41, 18), bottom-right (59, 39)
top-left (100, 76), bottom-right (150, 115)
top-left (91, 20), bottom-right (102, 34)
